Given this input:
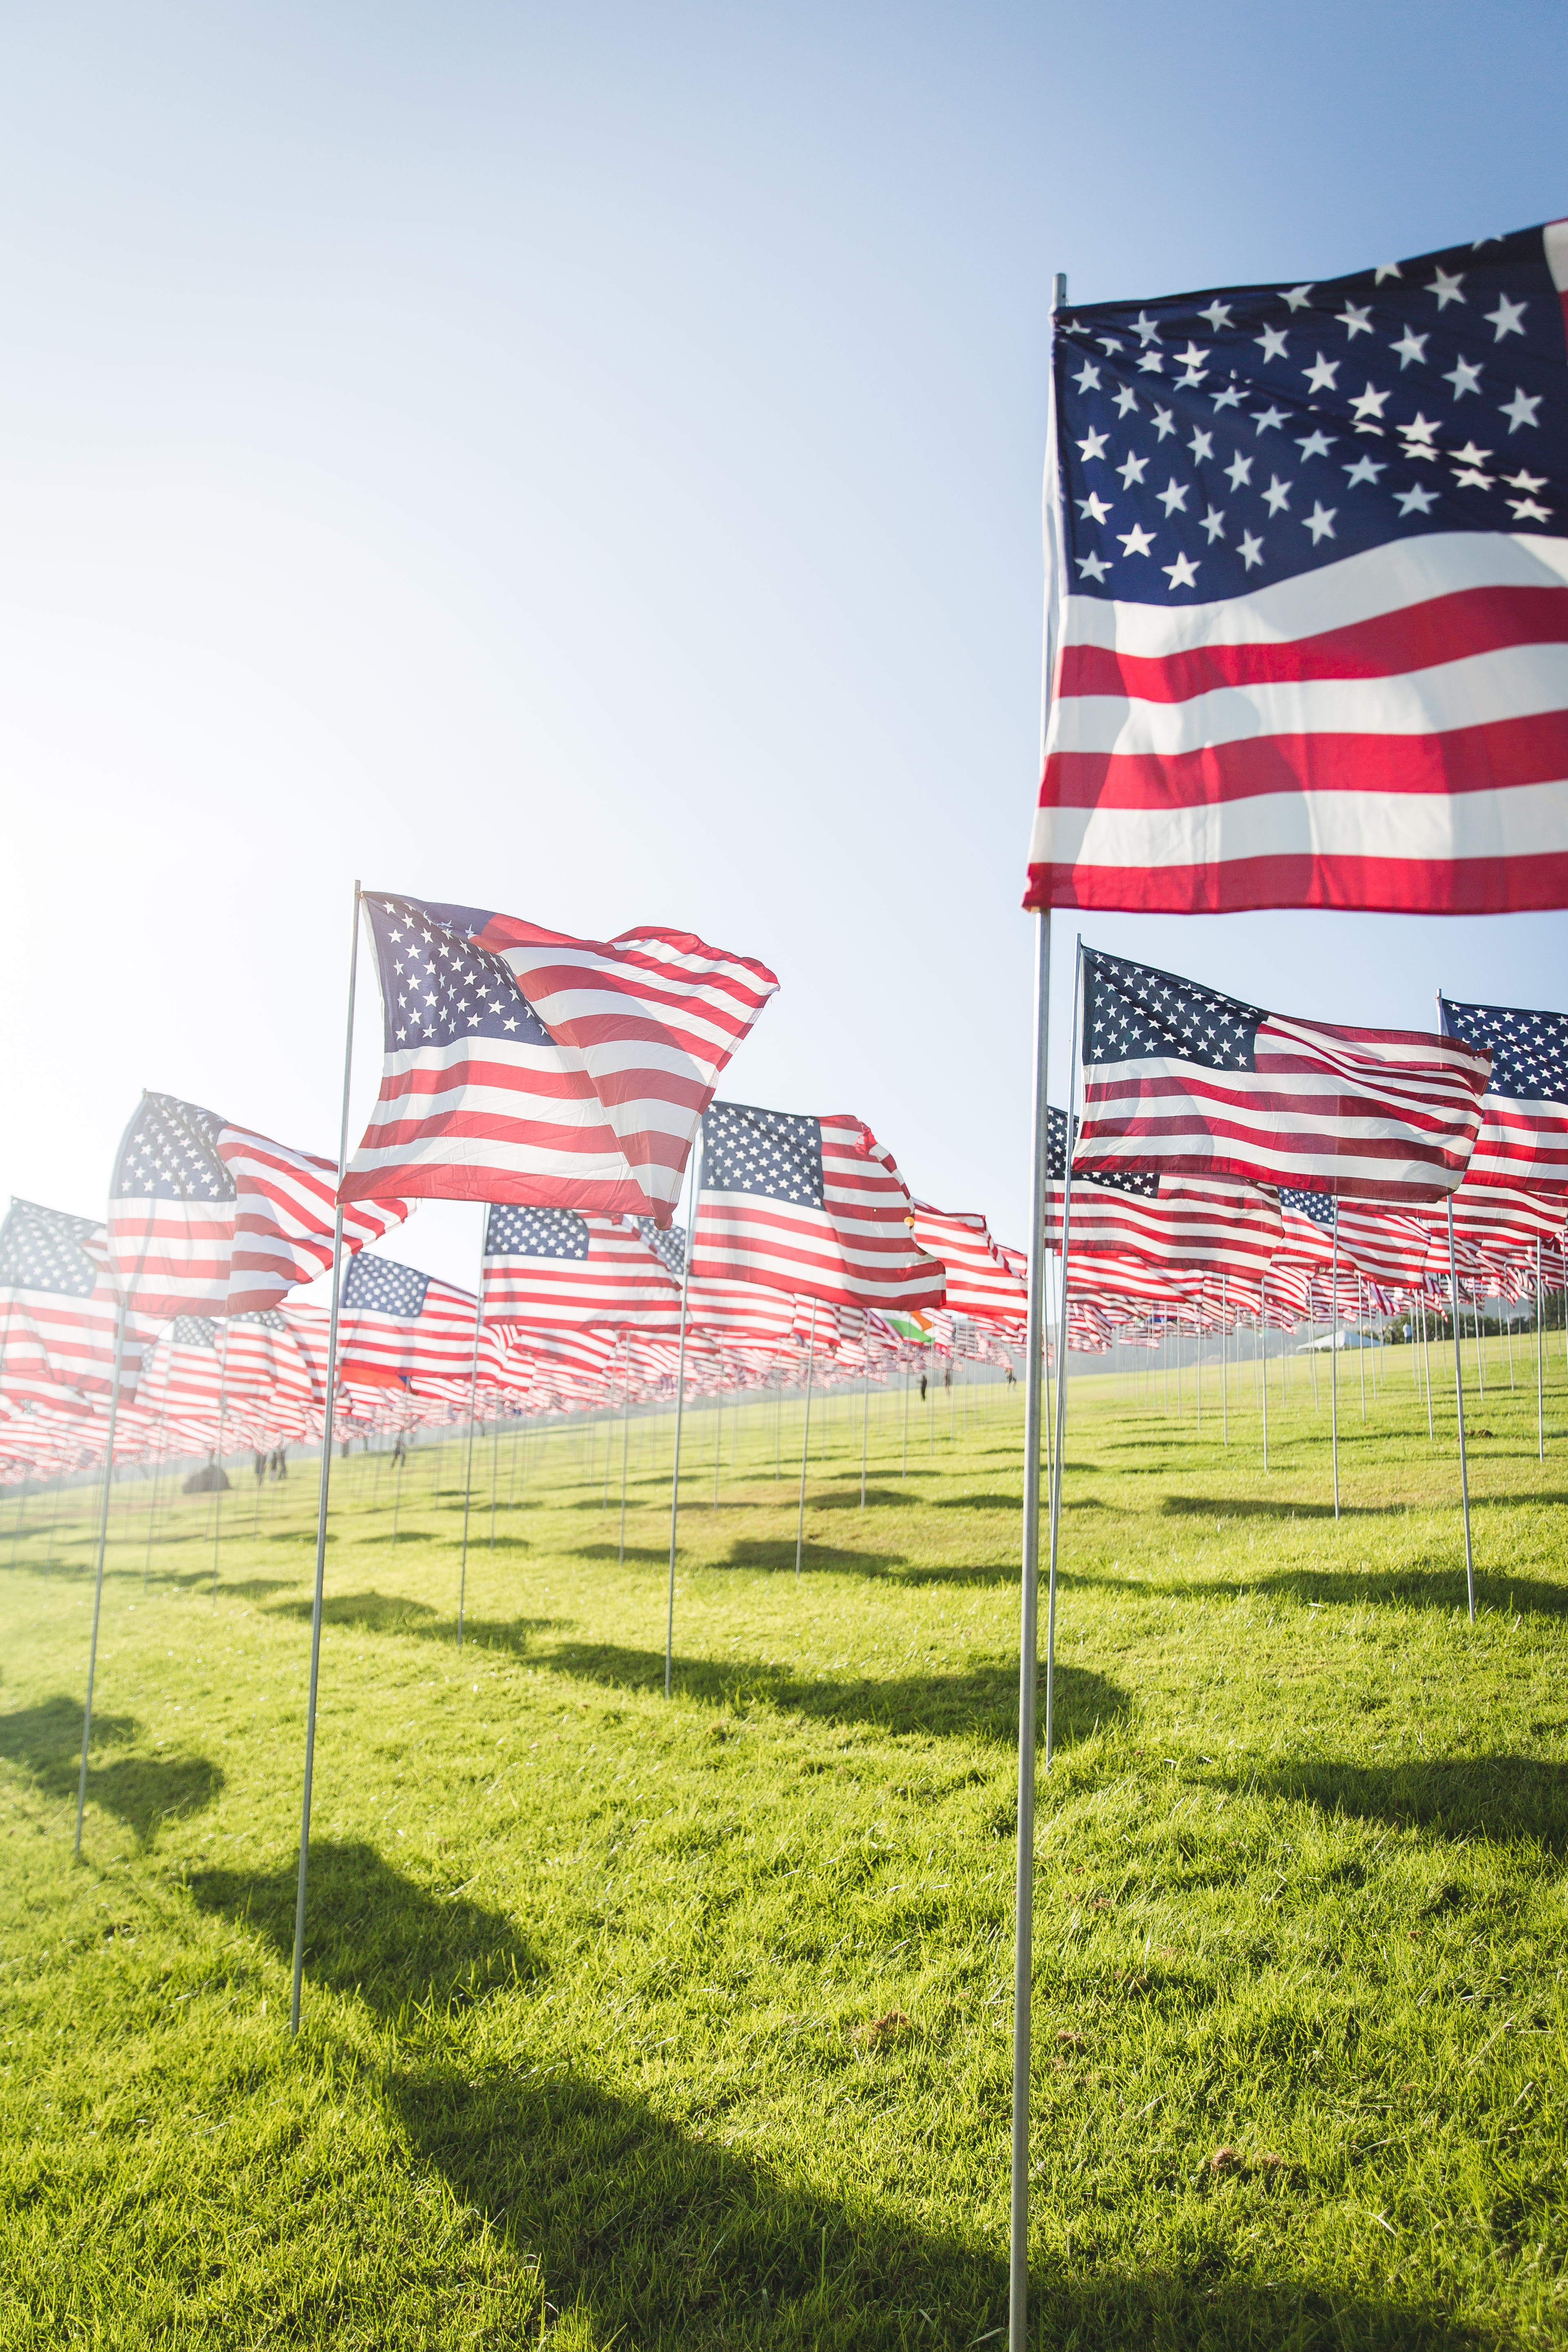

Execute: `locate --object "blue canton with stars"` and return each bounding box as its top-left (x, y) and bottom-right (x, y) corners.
top-left (342, 1255), bottom-right (432, 1318)
top-left (1055, 222), bottom-right (1567, 603)
top-left (363, 894), bottom-right (553, 1055)
top-left (1280, 1189), bottom-right (1338, 1227)
top-left (114, 1095), bottom-right (236, 1202)
top-left (486, 1205), bottom-right (590, 1261)
top-left (700, 1103), bottom-right (825, 1209)
top-left (1440, 996), bottom-right (1568, 1104)
top-left (638, 1217), bottom-right (686, 1277)
top-left (1082, 951), bottom-right (1264, 1071)
top-left (171, 1316), bottom-right (222, 1349)
top-left (0, 1200), bottom-right (100, 1297)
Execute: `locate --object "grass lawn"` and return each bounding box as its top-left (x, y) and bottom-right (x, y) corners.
top-left (2, 1336), bottom-right (1566, 2349)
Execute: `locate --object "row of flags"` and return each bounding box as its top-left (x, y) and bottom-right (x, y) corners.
top-left (4, 880), bottom-right (1566, 1480)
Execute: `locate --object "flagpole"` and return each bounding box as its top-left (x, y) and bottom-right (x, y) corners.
top-left (664, 1127), bottom-right (702, 1699)
top-left (1009, 903), bottom-right (1052, 2352)
top-left (73, 1296), bottom-right (127, 1860)
top-left (1538, 1238), bottom-right (1546, 1462)
top-left (618, 1331), bottom-right (632, 1570)
top-left (1259, 1283), bottom-right (1269, 1472)
top-left (795, 1308), bottom-right (817, 1577)
top-left (210, 1319), bottom-right (232, 1604)
top-left (1330, 1205), bottom-right (1340, 1521)
top-left (456, 1205), bottom-right (488, 1651)
top-left (1044, 938), bottom-right (1083, 1767)
top-left (290, 878), bottom-right (362, 2039)
top-left (1445, 1197), bottom-right (1476, 1624)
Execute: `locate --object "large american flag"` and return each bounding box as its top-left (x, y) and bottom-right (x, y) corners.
top-left (1075, 949), bottom-right (1490, 1202)
top-left (1065, 1164), bottom-right (1283, 1281)
top-left (340, 894), bottom-right (777, 1225)
top-left (691, 1102), bottom-right (946, 1312)
top-left (482, 1205), bottom-right (684, 1331)
top-left (1027, 220), bottom-right (1568, 916)
top-left (1438, 996), bottom-right (1568, 1189)
top-left (0, 1199), bottom-right (149, 1402)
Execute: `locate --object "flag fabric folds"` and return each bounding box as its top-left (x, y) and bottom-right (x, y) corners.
top-left (339, 894), bottom-right (777, 1225)
top-left (1438, 996), bottom-right (1568, 1189)
top-left (691, 1101), bottom-right (946, 1312)
top-left (1026, 219), bottom-right (1568, 917)
top-left (1074, 950), bottom-right (1490, 1201)
top-left (908, 1205), bottom-right (1029, 1324)
top-left (334, 1254), bottom-right (491, 1391)
top-left (218, 1123), bottom-right (410, 1314)
top-left (0, 1200), bottom-right (148, 1401)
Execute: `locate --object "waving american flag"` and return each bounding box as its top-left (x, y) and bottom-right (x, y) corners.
top-left (1027, 220), bottom-right (1568, 915)
top-left (1439, 994), bottom-right (1568, 1189)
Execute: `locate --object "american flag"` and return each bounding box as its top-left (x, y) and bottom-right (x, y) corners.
top-left (1027, 219), bottom-right (1568, 917)
top-left (1438, 996), bottom-right (1568, 1190)
top-left (218, 1123), bottom-right (410, 1314)
top-left (1430, 1179), bottom-right (1567, 1265)
top-left (482, 1205), bottom-right (684, 1331)
top-left (691, 1102), bottom-right (945, 1312)
top-left (220, 1310), bottom-right (318, 1443)
top-left (909, 1205), bottom-right (1029, 1323)
top-left (109, 1094), bottom-right (235, 1318)
top-left (335, 1254), bottom-right (492, 1392)
top-left (1067, 1165), bottom-right (1283, 1281)
top-left (1075, 949), bottom-right (1490, 1202)
top-left (0, 1199), bottom-right (149, 1402)
top-left (340, 894), bottom-right (777, 1225)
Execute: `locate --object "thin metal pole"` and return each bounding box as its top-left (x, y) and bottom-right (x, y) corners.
top-left (456, 1207), bottom-right (488, 1650)
top-left (861, 1370), bottom-right (869, 1508)
top-left (1421, 1287), bottom-right (1435, 1441)
top-left (1009, 902), bottom-right (1054, 2352)
top-left (618, 1333), bottom-right (631, 1569)
top-left (1044, 936), bottom-right (1083, 1766)
top-left (290, 877), bottom-right (362, 2038)
top-left (902, 1364), bottom-right (910, 1477)
top-left (1259, 1287), bottom-right (1269, 1473)
top-left (1220, 1276), bottom-right (1228, 1447)
top-left (210, 1319), bottom-right (232, 1604)
top-left (74, 1298), bottom-right (127, 1860)
top-left (1446, 1198), bottom-right (1476, 1624)
top-left (1330, 1210), bottom-right (1340, 1521)
top-left (664, 1130), bottom-right (702, 1699)
top-left (795, 1313), bottom-right (817, 1577)
top-left (1358, 1276), bottom-right (1368, 1423)
top-left (1539, 1240), bottom-right (1546, 1462)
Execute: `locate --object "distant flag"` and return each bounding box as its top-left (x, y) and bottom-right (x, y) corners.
top-left (1027, 220), bottom-right (1568, 917)
top-left (691, 1102), bottom-right (945, 1313)
top-left (0, 1199), bottom-right (149, 1402)
top-left (335, 1255), bottom-right (494, 1392)
top-left (1438, 996), bottom-right (1568, 1190)
top-left (218, 1124), bottom-right (410, 1315)
top-left (1074, 949), bottom-right (1490, 1203)
top-left (339, 894), bottom-right (778, 1225)
top-left (482, 1206), bottom-right (684, 1332)
top-left (1063, 1159), bottom-right (1283, 1283)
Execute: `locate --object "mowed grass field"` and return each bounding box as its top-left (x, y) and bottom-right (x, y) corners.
top-left (2, 1338), bottom-right (1566, 2350)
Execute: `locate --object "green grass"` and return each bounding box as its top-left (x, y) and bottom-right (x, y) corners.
top-left (2, 1339), bottom-right (1566, 2349)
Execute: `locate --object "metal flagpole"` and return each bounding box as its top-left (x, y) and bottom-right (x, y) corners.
top-left (1259, 1281), bottom-right (1269, 1472)
top-left (1446, 1197), bottom-right (1476, 1624)
top-left (1330, 1205), bottom-right (1340, 1522)
top-left (210, 1318), bottom-right (232, 1604)
top-left (290, 878), bottom-right (363, 2038)
top-left (618, 1332), bottom-right (632, 1570)
top-left (73, 1297), bottom-right (127, 1860)
top-left (1358, 1276), bottom-right (1368, 1423)
top-left (1044, 938), bottom-right (1083, 1767)
top-left (1539, 1239), bottom-right (1546, 1462)
top-left (861, 1364), bottom-right (869, 1508)
top-left (1009, 903), bottom-right (1052, 2352)
top-left (456, 1205), bottom-right (488, 1650)
top-left (1220, 1274), bottom-right (1228, 1447)
top-left (795, 1308), bottom-right (817, 1577)
top-left (664, 1127), bottom-right (702, 1699)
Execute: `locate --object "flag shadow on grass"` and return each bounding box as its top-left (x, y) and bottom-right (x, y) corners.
top-left (1138, 1559), bottom-right (1568, 1618)
top-left (1241, 1755), bottom-right (1568, 1855)
top-left (268, 1589), bottom-right (565, 1643)
top-left (526, 1640), bottom-right (1127, 1745)
top-left (0, 1694), bottom-right (223, 1848)
top-left (389, 2062), bottom-right (1491, 2352)
top-left (187, 1840), bottom-right (540, 2019)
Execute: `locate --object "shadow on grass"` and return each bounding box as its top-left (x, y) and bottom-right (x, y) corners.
top-left (1160, 1490), bottom-right (1568, 1528)
top-left (187, 1840), bottom-right (538, 2018)
top-left (1139, 1561), bottom-right (1568, 1618)
top-left (0, 1694), bottom-right (223, 1846)
top-left (529, 1640), bottom-right (1125, 1744)
top-left (391, 2064), bottom-right (1491, 2352)
top-left (1247, 1755), bottom-right (1568, 1854)
top-left (267, 1589), bottom-right (564, 1644)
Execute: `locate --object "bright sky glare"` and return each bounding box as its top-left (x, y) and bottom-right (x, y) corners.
top-left (4, 2), bottom-right (1565, 1288)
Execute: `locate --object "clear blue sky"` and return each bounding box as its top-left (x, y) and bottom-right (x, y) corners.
top-left (4, 2), bottom-right (1565, 1285)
